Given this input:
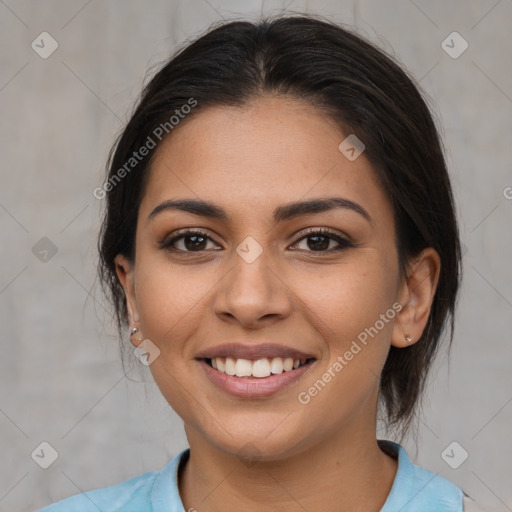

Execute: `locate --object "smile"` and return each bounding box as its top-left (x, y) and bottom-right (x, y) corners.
top-left (197, 357), bottom-right (317, 399)
top-left (204, 356), bottom-right (315, 378)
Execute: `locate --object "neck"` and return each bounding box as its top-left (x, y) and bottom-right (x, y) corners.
top-left (178, 422), bottom-right (398, 512)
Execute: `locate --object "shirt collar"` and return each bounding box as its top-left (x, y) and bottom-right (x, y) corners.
top-left (151, 448), bottom-right (189, 512)
top-left (150, 440), bottom-right (461, 512)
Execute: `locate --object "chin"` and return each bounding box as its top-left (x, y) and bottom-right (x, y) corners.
top-left (205, 424), bottom-right (311, 463)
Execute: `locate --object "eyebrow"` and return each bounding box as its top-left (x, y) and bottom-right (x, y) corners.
top-left (148, 196), bottom-right (373, 225)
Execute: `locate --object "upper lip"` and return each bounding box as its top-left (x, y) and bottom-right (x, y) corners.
top-left (195, 343), bottom-right (317, 361)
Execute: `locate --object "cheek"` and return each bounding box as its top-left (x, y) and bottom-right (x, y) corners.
top-left (133, 256), bottom-right (209, 422)
top-left (305, 252), bottom-right (398, 344)
top-left (134, 251), bottom-right (211, 343)
top-left (298, 252), bottom-right (399, 412)
top-left (294, 258), bottom-right (398, 422)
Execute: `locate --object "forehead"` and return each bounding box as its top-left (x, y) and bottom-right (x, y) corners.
top-left (140, 95), bottom-right (392, 227)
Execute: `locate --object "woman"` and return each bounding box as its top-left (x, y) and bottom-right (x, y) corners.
top-left (38, 14), bottom-right (484, 512)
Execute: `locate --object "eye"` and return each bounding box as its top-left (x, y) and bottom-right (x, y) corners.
top-left (291, 228), bottom-right (353, 253)
top-left (159, 227), bottom-right (353, 254)
top-left (159, 229), bottom-right (221, 252)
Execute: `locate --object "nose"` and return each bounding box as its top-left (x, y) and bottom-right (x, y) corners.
top-left (212, 249), bottom-right (293, 329)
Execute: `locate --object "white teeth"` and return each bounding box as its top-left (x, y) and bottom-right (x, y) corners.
top-left (283, 357), bottom-right (294, 371)
top-left (225, 357), bottom-right (236, 376)
top-left (211, 356), bottom-right (306, 378)
top-left (235, 358), bottom-right (253, 377)
top-left (270, 357), bottom-right (283, 374)
top-left (252, 358), bottom-right (271, 378)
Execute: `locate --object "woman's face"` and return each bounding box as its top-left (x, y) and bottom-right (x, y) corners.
top-left (117, 95), bottom-right (414, 460)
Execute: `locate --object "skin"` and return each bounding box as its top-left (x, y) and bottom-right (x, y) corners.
top-left (115, 95), bottom-right (441, 512)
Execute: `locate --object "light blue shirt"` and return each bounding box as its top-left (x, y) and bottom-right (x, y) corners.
top-left (37, 440), bottom-right (468, 511)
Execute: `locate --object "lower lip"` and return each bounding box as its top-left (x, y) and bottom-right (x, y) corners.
top-left (197, 359), bottom-right (316, 399)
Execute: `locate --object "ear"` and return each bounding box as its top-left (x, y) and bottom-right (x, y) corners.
top-left (115, 254), bottom-right (141, 347)
top-left (391, 247), bottom-right (441, 348)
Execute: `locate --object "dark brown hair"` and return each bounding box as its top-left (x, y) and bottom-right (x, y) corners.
top-left (97, 14), bottom-right (462, 441)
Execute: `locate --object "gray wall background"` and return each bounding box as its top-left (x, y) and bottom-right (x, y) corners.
top-left (1, 1), bottom-right (511, 511)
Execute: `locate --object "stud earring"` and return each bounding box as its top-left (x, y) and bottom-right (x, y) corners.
top-left (405, 335), bottom-right (413, 344)
top-left (130, 327), bottom-right (143, 344)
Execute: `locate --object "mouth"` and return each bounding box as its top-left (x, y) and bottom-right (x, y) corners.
top-left (197, 356), bottom-right (317, 399)
top-left (194, 343), bottom-right (318, 398)
top-left (201, 356), bottom-right (317, 379)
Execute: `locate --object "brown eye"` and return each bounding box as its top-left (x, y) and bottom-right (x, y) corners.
top-left (292, 229), bottom-right (353, 253)
top-left (159, 230), bottom-right (220, 252)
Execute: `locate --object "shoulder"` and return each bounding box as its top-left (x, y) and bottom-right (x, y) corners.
top-left (36, 469), bottom-right (159, 512)
top-left (35, 449), bottom-right (189, 512)
top-left (379, 440), bottom-right (465, 511)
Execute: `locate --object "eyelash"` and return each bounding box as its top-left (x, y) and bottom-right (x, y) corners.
top-left (159, 228), bottom-right (353, 255)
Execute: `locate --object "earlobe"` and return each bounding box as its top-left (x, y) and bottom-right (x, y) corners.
top-left (391, 248), bottom-right (441, 348)
top-left (126, 301), bottom-right (138, 325)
